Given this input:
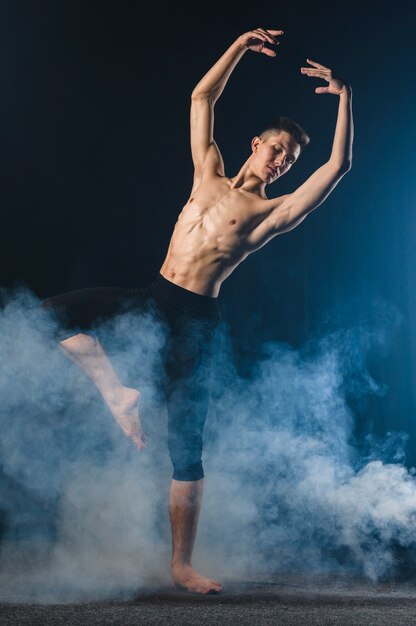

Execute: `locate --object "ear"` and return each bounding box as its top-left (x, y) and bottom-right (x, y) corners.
top-left (251, 136), bottom-right (261, 154)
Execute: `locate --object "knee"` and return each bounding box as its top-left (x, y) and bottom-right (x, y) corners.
top-left (172, 462), bottom-right (204, 482)
top-left (39, 296), bottom-right (66, 342)
top-left (59, 332), bottom-right (98, 354)
top-left (168, 430), bottom-right (205, 481)
top-left (40, 297), bottom-right (53, 311)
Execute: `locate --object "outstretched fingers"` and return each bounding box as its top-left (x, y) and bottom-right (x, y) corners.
top-left (300, 67), bottom-right (331, 94)
top-left (300, 68), bottom-right (332, 78)
top-left (300, 59), bottom-right (346, 95)
top-left (300, 59), bottom-right (331, 85)
top-left (301, 58), bottom-right (331, 80)
top-left (305, 58), bottom-right (328, 70)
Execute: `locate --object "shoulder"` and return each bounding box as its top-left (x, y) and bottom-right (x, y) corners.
top-left (190, 169), bottom-right (229, 196)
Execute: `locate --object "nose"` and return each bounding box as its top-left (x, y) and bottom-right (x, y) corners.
top-left (274, 154), bottom-right (287, 167)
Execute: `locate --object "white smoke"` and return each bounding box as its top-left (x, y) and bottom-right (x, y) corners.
top-left (0, 285), bottom-right (415, 603)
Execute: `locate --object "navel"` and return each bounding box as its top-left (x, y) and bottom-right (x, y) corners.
top-left (170, 271), bottom-right (176, 279)
top-left (229, 219), bottom-right (237, 225)
top-left (189, 198), bottom-right (194, 203)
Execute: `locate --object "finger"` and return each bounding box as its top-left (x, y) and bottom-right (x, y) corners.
top-left (265, 29), bottom-right (285, 35)
top-left (262, 46), bottom-right (277, 57)
top-left (301, 67), bottom-right (331, 75)
top-left (257, 28), bottom-right (278, 44)
top-left (306, 58), bottom-right (329, 70)
top-left (251, 29), bottom-right (269, 42)
top-left (315, 87), bottom-right (329, 94)
top-left (301, 69), bottom-right (331, 80)
top-left (257, 28), bottom-right (276, 44)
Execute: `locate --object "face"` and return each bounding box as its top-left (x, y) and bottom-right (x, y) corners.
top-left (251, 131), bottom-right (301, 183)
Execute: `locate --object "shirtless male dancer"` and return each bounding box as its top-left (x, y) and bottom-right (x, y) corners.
top-left (42, 27), bottom-right (353, 594)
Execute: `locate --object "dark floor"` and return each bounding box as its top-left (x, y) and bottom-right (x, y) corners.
top-left (2, 540), bottom-right (416, 625)
top-left (3, 575), bottom-right (416, 625)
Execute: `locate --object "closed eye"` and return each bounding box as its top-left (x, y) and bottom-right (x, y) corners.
top-left (273, 146), bottom-right (295, 165)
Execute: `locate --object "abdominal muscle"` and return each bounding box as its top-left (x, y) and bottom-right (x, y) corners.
top-left (159, 176), bottom-right (271, 297)
top-left (159, 212), bottom-right (246, 297)
top-left (160, 191), bottom-right (258, 298)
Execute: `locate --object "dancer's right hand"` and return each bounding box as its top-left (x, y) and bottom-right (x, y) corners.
top-left (238, 28), bottom-right (284, 56)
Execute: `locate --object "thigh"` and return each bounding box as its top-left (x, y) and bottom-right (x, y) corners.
top-left (164, 316), bottom-right (217, 437)
top-left (41, 286), bottom-right (137, 341)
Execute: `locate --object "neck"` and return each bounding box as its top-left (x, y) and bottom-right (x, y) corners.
top-left (229, 155), bottom-right (268, 197)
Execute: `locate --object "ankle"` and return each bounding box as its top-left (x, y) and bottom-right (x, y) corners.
top-left (171, 559), bottom-right (191, 569)
top-left (101, 384), bottom-right (136, 407)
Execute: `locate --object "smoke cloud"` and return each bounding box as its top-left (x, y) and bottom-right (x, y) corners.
top-left (0, 285), bottom-right (415, 603)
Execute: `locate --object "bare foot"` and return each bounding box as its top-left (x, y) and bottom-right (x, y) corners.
top-left (172, 564), bottom-right (222, 594)
top-left (106, 387), bottom-right (147, 450)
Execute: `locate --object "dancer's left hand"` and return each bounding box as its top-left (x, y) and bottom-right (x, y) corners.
top-left (300, 59), bottom-right (350, 96)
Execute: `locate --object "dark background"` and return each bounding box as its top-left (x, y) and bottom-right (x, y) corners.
top-left (1, 0), bottom-right (415, 467)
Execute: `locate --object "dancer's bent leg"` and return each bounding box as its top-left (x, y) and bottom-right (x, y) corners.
top-left (41, 287), bottom-right (147, 449)
top-left (60, 333), bottom-right (146, 449)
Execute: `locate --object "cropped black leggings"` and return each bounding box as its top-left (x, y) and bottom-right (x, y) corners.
top-left (41, 274), bottom-right (221, 481)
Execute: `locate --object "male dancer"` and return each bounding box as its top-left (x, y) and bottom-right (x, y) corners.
top-left (42, 27), bottom-right (353, 594)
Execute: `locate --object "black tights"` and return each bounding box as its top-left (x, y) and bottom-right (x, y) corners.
top-left (41, 275), bottom-right (221, 481)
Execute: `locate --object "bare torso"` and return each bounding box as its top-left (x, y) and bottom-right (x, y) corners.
top-left (160, 171), bottom-right (280, 297)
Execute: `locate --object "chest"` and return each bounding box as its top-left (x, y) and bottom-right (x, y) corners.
top-left (180, 178), bottom-right (272, 232)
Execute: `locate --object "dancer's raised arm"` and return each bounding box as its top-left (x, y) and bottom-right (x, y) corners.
top-left (190, 28), bottom-right (283, 183)
top-left (273, 60), bottom-right (353, 233)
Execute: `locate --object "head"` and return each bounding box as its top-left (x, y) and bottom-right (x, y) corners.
top-left (250, 116), bottom-right (310, 184)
